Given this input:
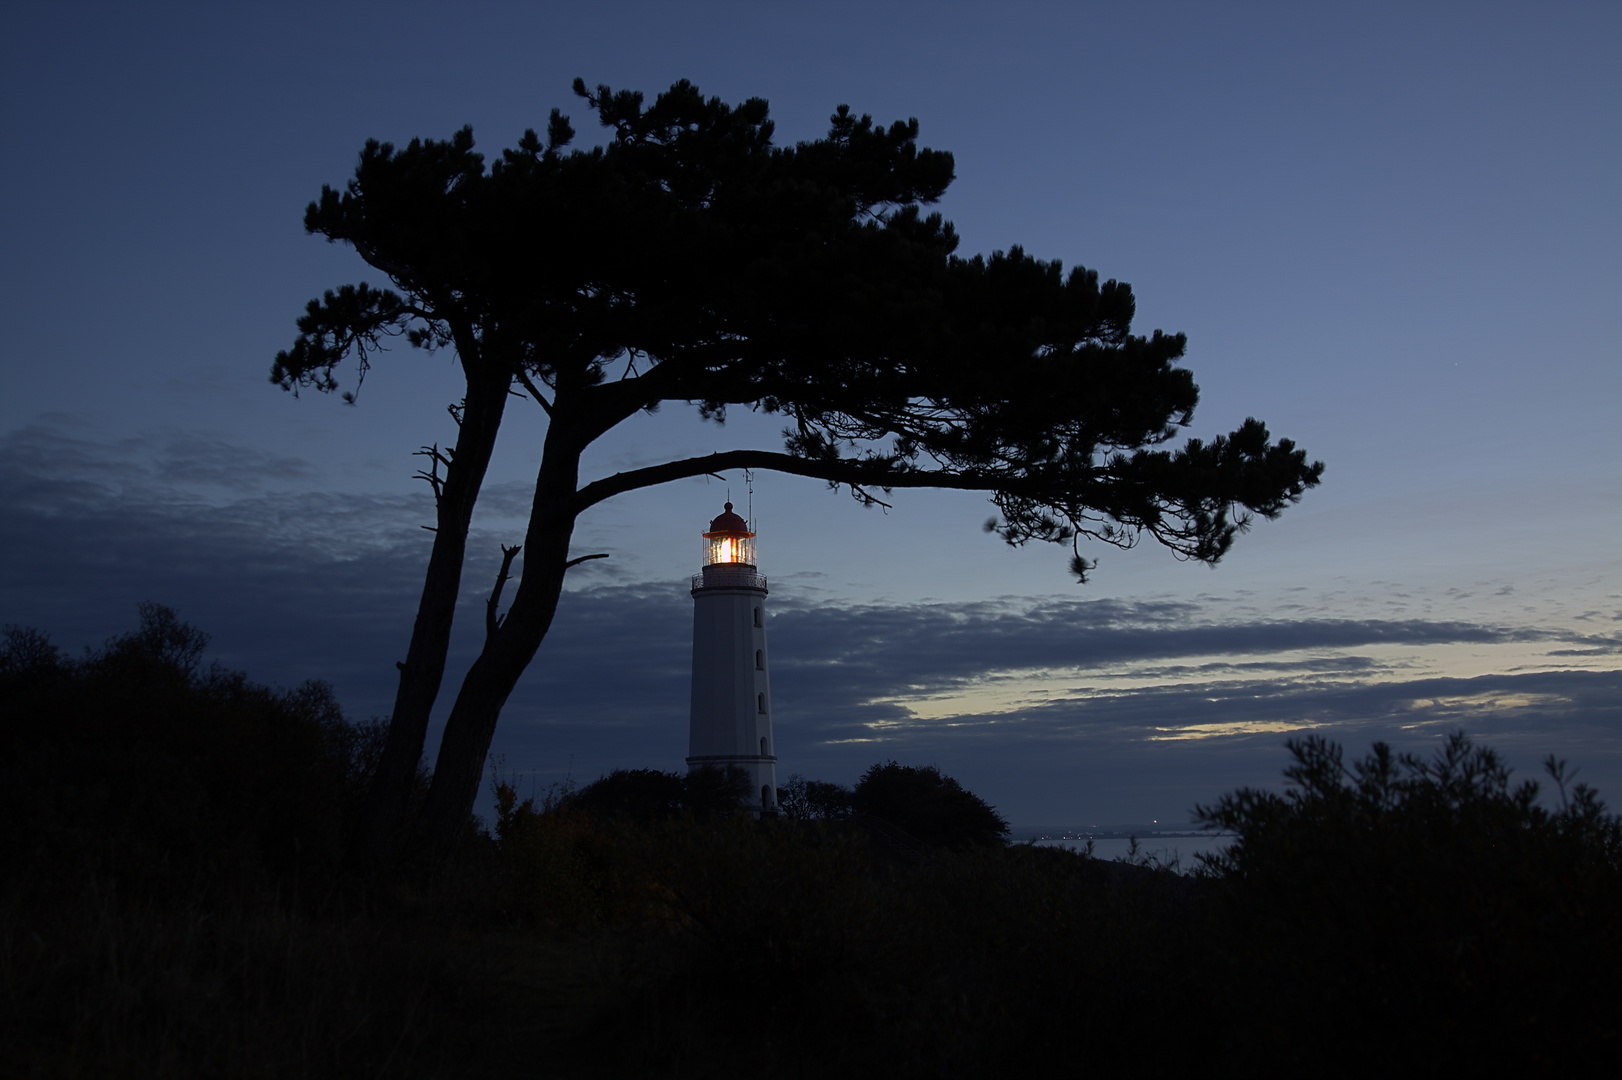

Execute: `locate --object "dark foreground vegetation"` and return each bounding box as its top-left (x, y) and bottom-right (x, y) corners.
top-left (4, 608), bottom-right (1619, 1077)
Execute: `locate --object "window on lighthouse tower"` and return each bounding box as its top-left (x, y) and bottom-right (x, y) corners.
top-left (757, 692), bottom-right (766, 714)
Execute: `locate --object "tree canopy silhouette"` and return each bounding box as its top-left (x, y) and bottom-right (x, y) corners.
top-left (273, 78), bottom-right (1324, 871)
top-left (853, 761), bottom-right (1010, 849)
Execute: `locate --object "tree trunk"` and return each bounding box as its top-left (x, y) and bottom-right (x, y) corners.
top-left (412, 429), bottom-right (583, 873)
top-left (352, 370), bottom-right (511, 869)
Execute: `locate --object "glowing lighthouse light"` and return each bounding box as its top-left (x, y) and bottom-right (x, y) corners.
top-left (688, 502), bottom-right (776, 815)
top-left (703, 507), bottom-right (756, 567)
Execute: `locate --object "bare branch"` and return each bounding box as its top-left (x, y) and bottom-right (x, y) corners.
top-left (485, 543), bottom-right (522, 640)
top-left (412, 443), bottom-right (452, 503)
top-left (564, 553), bottom-right (611, 570)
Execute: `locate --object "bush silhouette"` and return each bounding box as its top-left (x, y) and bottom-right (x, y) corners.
top-left (851, 761), bottom-right (1009, 849)
top-left (565, 764), bottom-right (748, 825)
top-left (1195, 732), bottom-right (1622, 1072)
top-left (0, 605), bottom-right (380, 892)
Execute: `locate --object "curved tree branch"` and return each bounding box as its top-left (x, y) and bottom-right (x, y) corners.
top-left (571, 449), bottom-right (1005, 513)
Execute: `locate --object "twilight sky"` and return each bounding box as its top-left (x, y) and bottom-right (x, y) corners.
top-left (3, 2), bottom-right (1619, 825)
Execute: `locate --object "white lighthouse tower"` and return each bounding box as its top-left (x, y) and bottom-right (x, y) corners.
top-left (687, 502), bottom-right (777, 814)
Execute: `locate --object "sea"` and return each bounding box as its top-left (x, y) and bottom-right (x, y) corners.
top-left (1013, 825), bottom-right (1235, 873)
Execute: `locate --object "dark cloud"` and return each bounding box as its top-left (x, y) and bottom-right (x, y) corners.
top-left (8, 422), bottom-right (320, 497)
top-left (763, 595), bottom-right (1547, 712)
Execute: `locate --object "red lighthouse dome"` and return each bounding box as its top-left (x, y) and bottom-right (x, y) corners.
top-left (706, 502), bottom-right (751, 537)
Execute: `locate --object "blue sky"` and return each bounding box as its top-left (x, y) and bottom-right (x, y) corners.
top-left (3, 2), bottom-right (1618, 824)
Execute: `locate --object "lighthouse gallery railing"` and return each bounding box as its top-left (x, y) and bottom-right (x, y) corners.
top-left (691, 569), bottom-right (768, 592)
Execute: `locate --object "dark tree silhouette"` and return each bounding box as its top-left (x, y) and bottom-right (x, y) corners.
top-left (778, 773), bottom-right (856, 821)
top-left (852, 761), bottom-right (1009, 849)
top-left (274, 79), bottom-right (1324, 872)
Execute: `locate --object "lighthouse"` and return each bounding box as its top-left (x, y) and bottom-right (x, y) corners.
top-left (687, 501), bottom-right (777, 814)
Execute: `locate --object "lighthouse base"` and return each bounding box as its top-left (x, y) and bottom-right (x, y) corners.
top-left (686, 754), bottom-right (779, 816)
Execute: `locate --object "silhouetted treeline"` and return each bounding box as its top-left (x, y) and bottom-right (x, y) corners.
top-left (0, 607), bottom-right (550, 1077)
top-left (3, 607), bottom-right (1619, 1076)
top-left (0, 604), bottom-right (382, 893)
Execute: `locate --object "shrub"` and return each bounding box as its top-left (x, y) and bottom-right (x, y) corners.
top-left (0, 604), bottom-right (379, 894)
top-left (851, 761), bottom-right (1009, 849)
top-left (489, 776), bottom-right (622, 929)
top-left (1195, 732), bottom-right (1622, 1072)
top-left (566, 765), bottom-right (748, 825)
